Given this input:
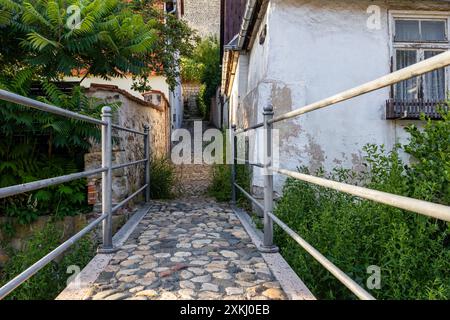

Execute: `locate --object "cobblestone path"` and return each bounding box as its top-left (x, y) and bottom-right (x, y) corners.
top-left (87, 198), bottom-right (287, 300)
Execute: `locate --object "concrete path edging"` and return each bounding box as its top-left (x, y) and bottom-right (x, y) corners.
top-left (232, 207), bottom-right (316, 300)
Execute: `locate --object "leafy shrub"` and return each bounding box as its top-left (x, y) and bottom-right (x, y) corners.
top-left (1, 157), bottom-right (92, 225)
top-left (274, 111), bottom-right (450, 300)
top-left (209, 131), bottom-right (251, 207)
top-left (0, 80), bottom-right (116, 224)
top-left (197, 84), bottom-right (208, 119)
top-left (404, 111), bottom-right (450, 204)
top-left (209, 164), bottom-right (251, 204)
top-left (0, 223), bottom-right (95, 300)
top-left (149, 157), bottom-right (175, 199)
top-left (181, 36), bottom-right (220, 120)
top-left (0, 0), bottom-right (196, 91)
top-left (209, 161), bottom-right (232, 202)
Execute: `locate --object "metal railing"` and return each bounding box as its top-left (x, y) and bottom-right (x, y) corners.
top-left (386, 99), bottom-right (449, 120)
top-left (0, 89), bottom-right (151, 299)
top-left (230, 50), bottom-right (450, 300)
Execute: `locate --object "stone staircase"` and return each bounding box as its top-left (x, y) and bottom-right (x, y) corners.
top-left (172, 110), bottom-right (214, 197)
top-left (174, 162), bottom-right (213, 197)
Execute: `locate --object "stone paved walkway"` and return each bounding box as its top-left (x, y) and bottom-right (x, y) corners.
top-left (87, 198), bottom-right (287, 300)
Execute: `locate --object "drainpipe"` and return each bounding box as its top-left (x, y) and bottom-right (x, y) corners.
top-left (237, 0), bottom-right (258, 50)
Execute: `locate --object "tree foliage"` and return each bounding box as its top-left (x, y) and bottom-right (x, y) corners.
top-left (0, 0), bottom-right (197, 89)
top-left (0, 71), bottom-right (119, 222)
top-left (181, 36), bottom-right (220, 119)
top-left (129, 0), bottom-right (199, 91)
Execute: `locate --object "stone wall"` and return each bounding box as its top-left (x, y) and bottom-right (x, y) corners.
top-left (84, 84), bottom-right (170, 210)
top-left (0, 215), bottom-right (87, 267)
top-left (182, 0), bottom-right (221, 38)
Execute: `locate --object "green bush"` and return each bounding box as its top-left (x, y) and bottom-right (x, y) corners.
top-left (0, 223), bottom-right (95, 300)
top-left (404, 111), bottom-right (450, 204)
top-left (149, 157), bottom-right (175, 199)
top-left (0, 72), bottom-right (120, 225)
top-left (197, 84), bottom-right (208, 119)
top-left (208, 131), bottom-right (251, 207)
top-left (181, 36), bottom-right (220, 120)
top-left (274, 111), bottom-right (450, 300)
top-left (209, 164), bottom-right (251, 204)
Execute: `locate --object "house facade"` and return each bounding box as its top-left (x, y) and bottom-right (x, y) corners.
top-left (220, 0), bottom-right (450, 195)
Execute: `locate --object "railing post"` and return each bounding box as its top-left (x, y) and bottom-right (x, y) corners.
top-left (98, 106), bottom-right (116, 254)
top-left (261, 105), bottom-right (278, 253)
top-left (144, 124), bottom-right (151, 202)
top-left (231, 124), bottom-right (237, 205)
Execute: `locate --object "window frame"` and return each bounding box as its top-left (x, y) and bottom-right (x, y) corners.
top-left (389, 11), bottom-right (450, 101)
top-left (394, 18), bottom-right (448, 43)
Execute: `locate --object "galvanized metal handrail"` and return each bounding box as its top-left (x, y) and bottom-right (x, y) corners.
top-left (0, 168), bottom-right (107, 199)
top-left (230, 50), bottom-right (450, 299)
top-left (271, 167), bottom-right (450, 222)
top-left (234, 183), bottom-right (264, 212)
top-left (235, 158), bottom-right (264, 168)
top-left (0, 89), bottom-right (107, 125)
top-left (112, 159), bottom-right (148, 171)
top-left (235, 122), bottom-right (264, 135)
top-left (267, 212), bottom-right (375, 300)
top-left (0, 90), bottom-right (151, 299)
top-left (0, 213), bottom-right (108, 299)
top-left (112, 184), bottom-right (149, 213)
top-left (112, 124), bottom-right (147, 136)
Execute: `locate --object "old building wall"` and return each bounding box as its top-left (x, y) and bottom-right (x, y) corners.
top-left (182, 0), bottom-right (221, 38)
top-left (231, 0), bottom-right (450, 194)
top-left (84, 85), bottom-right (170, 209)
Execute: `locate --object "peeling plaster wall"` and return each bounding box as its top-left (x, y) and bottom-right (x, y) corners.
top-left (234, 7), bottom-right (274, 194)
top-left (231, 0), bottom-right (450, 194)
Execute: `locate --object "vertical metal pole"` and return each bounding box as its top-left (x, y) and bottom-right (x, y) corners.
top-left (98, 106), bottom-right (115, 253)
top-left (144, 124), bottom-right (151, 202)
top-left (261, 105), bottom-right (278, 253)
top-left (231, 124), bottom-right (237, 205)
